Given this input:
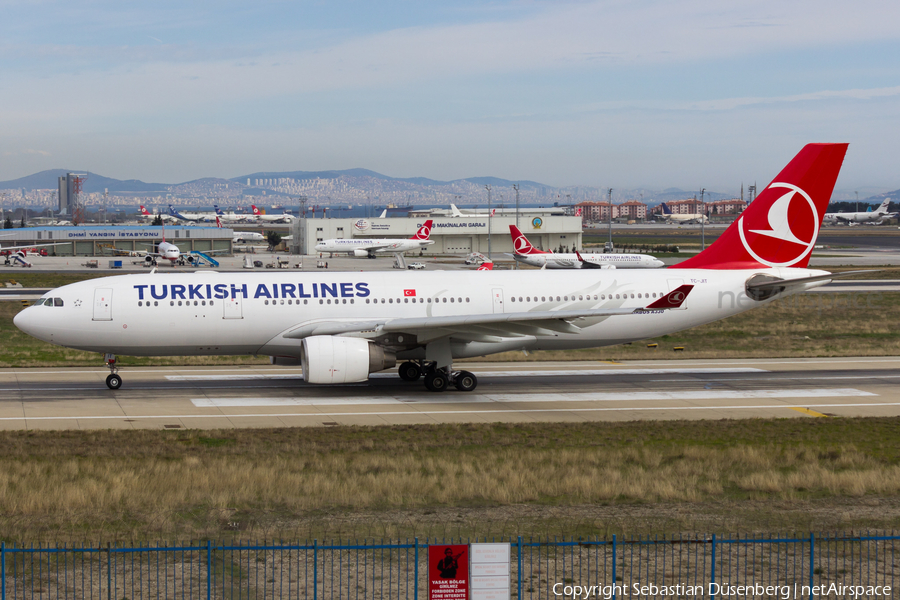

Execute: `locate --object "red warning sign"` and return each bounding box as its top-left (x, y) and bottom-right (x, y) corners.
top-left (428, 544), bottom-right (469, 600)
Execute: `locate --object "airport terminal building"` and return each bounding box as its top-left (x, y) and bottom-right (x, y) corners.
top-left (290, 215), bottom-right (583, 255)
top-left (0, 226), bottom-right (232, 256)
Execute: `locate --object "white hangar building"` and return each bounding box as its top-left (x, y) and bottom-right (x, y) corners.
top-left (290, 215), bottom-right (583, 256)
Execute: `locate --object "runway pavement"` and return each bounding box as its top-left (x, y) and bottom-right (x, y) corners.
top-left (1, 357), bottom-right (899, 430)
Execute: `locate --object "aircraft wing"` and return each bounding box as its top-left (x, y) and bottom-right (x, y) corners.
top-left (0, 242), bottom-right (69, 252)
top-left (283, 285), bottom-right (694, 340)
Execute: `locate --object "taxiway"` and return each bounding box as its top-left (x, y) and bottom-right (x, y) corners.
top-left (1, 357), bottom-right (898, 430)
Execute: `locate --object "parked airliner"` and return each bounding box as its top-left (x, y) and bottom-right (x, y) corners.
top-left (251, 205), bottom-right (295, 223)
top-left (138, 206), bottom-right (178, 223)
top-left (315, 220), bottom-right (435, 258)
top-left (15, 144), bottom-right (850, 393)
top-left (824, 198), bottom-right (896, 224)
top-left (510, 225), bottom-right (664, 269)
top-left (657, 203), bottom-right (709, 224)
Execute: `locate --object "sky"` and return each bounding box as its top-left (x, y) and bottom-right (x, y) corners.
top-left (2, 0), bottom-right (900, 197)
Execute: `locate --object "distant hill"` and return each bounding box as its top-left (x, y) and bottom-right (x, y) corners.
top-left (232, 168), bottom-right (548, 190)
top-left (0, 170), bottom-right (167, 193)
top-left (1, 167), bottom-right (736, 204)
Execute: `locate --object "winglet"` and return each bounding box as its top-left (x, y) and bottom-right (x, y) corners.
top-left (644, 284), bottom-right (693, 310)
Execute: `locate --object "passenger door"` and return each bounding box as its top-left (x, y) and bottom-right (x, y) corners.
top-left (92, 288), bottom-right (113, 321)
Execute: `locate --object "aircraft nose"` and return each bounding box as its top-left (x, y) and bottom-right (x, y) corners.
top-left (14, 306), bottom-right (38, 336)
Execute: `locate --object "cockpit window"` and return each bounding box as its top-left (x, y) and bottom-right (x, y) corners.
top-left (53, 298), bottom-right (64, 307)
top-left (35, 298), bottom-right (48, 306)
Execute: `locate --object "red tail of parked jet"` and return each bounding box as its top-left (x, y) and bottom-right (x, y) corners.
top-left (509, 225), bottom-right (550, 255)
top-left (673, 143), bottom-right (848, 270)
top-left (412, 220), bottom-right (434, 240)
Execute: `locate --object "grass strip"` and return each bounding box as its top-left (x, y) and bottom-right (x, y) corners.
top-left (0, 419), bottom-right (898, 542)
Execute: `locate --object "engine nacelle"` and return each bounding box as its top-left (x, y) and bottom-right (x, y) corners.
top-left (301, 336), bottom-right (396, 384)
top-left (353, 249), bottom-right (371, 258)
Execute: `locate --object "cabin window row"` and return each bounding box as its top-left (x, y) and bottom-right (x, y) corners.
top-left (136, 300), bottom-right (216, 307)
top-left (509, 292), bottom-right (662, 303)
top-left (366, 297), bottom-right (469, 304)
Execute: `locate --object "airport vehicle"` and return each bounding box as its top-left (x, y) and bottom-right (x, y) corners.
top-left (16, 144), bottom-right (850, 393)
top-left (407, 262), bottom-right (426, 270)
top-left (657, 203), bottom-right (709, 224)
top-left (509, 225), bottom-right (664, 269)
top-left (823, 198), bottom-right (896, 224)
top-left (251, 205), bottom-right (295, 223)
top-left (315, 220), bottom-right (435, 258)
top-left (138, 206), bottom-right (178, 223)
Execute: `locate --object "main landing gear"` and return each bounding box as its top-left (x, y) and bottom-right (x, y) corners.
top-left (104, 353), bottom-right (122, 389)
top-left (397, 361), bottom-right (478, 393)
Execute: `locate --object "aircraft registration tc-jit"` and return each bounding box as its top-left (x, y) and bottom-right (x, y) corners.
top-left (509, 225), bottom-right (664, 269)
top-left (16, 144), bottom-right (852, 393)
top-left (315, 220), bottom-right (435, 258)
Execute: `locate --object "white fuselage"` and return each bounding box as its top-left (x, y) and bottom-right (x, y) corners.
top-left (315, 238), bottom-right (434, 255)
top-left (157, 241), bottom-right (181, 262)
top-left (661, 214), bottom-right (708, 224)
top-left (14, 268), bottom-right (826, 361)
top-left (824, 209), bottom-right (893, 223)
top-left (233, 232), bottom-right (266, 243)
top-left (514, 253), bottom-right (664, 269)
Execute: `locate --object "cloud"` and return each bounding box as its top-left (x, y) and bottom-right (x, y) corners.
top-left (3, 149), bottom-right (51, 157)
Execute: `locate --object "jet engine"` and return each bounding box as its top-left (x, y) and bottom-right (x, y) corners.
top-left (300, 336), bottom-right (396, 384)
top-left (353, 249), bottom-right (371, 258)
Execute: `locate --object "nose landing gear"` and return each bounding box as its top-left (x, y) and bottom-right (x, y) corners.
top-left (104, 353), bottom-right (122, 389)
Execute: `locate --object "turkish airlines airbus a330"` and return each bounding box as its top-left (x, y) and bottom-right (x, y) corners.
top-left (15, 144), bottom-right (850, 392)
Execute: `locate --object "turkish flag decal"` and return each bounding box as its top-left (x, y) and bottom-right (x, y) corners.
top-left (404, 289), bottom-right (416, 297)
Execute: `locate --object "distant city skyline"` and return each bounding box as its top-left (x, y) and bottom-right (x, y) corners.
top-left (3, 1), bottom-right (900, 193)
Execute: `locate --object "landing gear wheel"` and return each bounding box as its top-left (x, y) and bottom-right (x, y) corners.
top-left (454, 371), bottom-right (478, 392)
top-left (106, 373), bottom-right (122, 390)
top-left (398, 362), bottom-right (421, 382)
top-left (424, 371), bottom-right (449, 392)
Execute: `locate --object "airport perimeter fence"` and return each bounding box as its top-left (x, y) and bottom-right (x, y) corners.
top-left (0, 531), bottom-right (896, 599)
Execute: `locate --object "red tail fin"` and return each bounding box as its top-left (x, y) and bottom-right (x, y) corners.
top-left (509, 225), bottom-right (548, 255)
top-left (412, 220), bottom-right (433, 240)
top-left (477, 262), bottom-right (494, 271)
top-left (673, 144), bottom-right (848, 269)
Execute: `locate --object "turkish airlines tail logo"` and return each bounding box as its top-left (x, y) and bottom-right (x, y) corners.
top-left (672, 144), bottom-right (848, 270)
top-left (251, 205), bottom-right (261, 215)
top-left (140, 206), bottom-right (150, 215)
top-left (412, 220), bottom-right (433, 240)
top-left (509, 225), bottom-right (547, 255)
